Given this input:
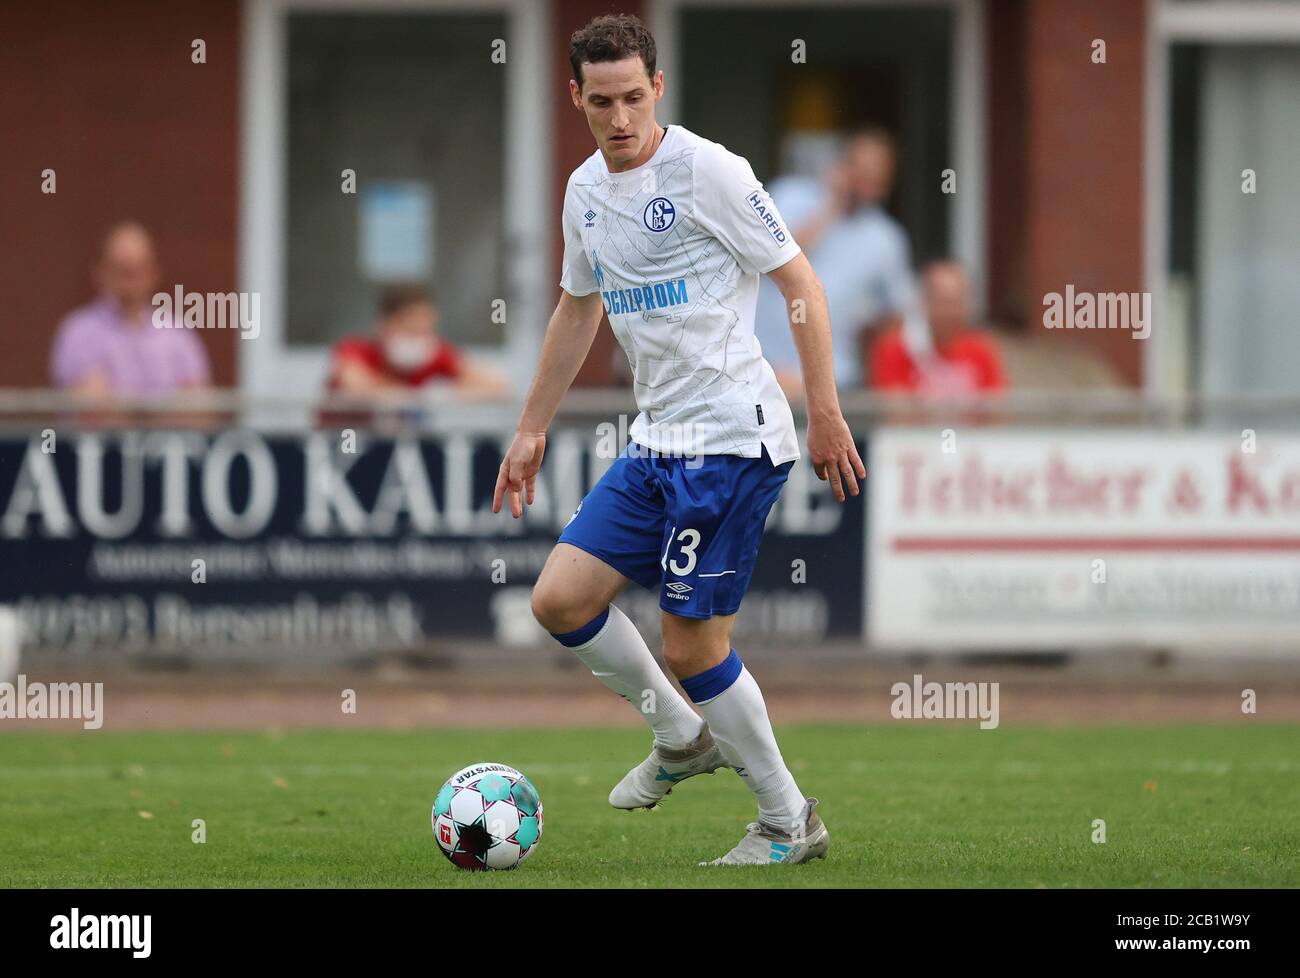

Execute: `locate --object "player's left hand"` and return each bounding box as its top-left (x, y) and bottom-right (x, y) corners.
top-left (806, 414), bottom-right (865, 503)
top-left (493, 430), bottom-right (547, 519)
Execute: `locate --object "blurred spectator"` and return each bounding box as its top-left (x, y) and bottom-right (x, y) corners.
top-left (328, 285), bottom-right (506, 398)
top-left (871, 261), bottom-right (1006, 395)
top-left (50, 222), bottom-right (211, 396)
top-left (755, 127), bottom-right (926, 395)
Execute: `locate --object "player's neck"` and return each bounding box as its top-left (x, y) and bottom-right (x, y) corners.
top-left (605, 124), bottom-right (666, 174)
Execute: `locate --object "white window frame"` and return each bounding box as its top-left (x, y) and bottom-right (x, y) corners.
top-left (1145, 0), bottom-right (1300, 395)
top-left (239, 0), bottom-right (551, 416)
top-left (648, 0), bottom-right (987, 314)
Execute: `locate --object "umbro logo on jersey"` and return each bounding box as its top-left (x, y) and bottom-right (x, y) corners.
top-left (665, 581), bottom-right (693, 593)
top-left (584, 209), bottom-right (597, 227)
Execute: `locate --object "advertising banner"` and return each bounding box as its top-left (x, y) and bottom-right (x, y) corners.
top-left (0, 428), bottom-right (863, 660)
top-left (869, 429), bottom-right (1300, 651)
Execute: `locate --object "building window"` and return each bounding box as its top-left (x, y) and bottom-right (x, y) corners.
top-left (285, 12), bottom-right (507, 350)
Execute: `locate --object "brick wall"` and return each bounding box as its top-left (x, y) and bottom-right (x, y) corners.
top-left (1017, 0), bottom-right (1146, 385)
top-left (0, 0), bottom-right (240, 387)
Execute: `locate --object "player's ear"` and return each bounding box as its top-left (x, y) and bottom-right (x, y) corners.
top-left (569, 78), bottom-right (583, 110)
top-left (652, 69), bottom-right (664, 99)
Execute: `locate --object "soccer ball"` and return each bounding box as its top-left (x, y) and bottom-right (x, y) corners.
top-left (432, 762), bottom-right (544, 870)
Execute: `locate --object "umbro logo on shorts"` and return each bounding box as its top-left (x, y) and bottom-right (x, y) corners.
top-left (665, 581), bottom-right (693, 594)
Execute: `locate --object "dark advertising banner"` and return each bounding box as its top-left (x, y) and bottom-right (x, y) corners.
top-left (0, 429), bottom-right (864, 660)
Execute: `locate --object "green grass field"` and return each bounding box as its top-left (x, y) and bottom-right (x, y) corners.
top-left (1, 725), bottom-right (1296, 887)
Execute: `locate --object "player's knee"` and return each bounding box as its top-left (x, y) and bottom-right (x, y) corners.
top-left (661, 633), bottom-right (719, 678)
top-left (529, 585), bottom-right (562, 632)
top-left (661, 618), bottom-right (732, 678)
top-left (660, 640), bottom-right (694, 676)
top-left (530, 581), bottom-right (587, 635)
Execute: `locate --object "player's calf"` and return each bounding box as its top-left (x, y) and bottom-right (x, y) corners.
top-left (535, 546), bottom-right (706, 754)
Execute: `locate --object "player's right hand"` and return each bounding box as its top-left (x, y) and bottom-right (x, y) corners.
top-left (807, 413), bottom-right (866, 504)
top-left (493, 431), bottom-right (547, 519)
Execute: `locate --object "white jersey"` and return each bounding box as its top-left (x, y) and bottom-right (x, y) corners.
top-left (560, 125), bottom-right (801, 466)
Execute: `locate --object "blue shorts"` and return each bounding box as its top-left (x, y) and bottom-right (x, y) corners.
top-left (557, 443), bottom-right (793, 620)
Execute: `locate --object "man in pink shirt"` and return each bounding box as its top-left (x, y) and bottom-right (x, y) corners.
top-left (50, 222), bottom-right (212, 397)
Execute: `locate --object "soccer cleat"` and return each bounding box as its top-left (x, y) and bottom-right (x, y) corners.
top-left (701, 797), bottom-right (829, 865)
top-left (608, 724), bottom-right (727, 810)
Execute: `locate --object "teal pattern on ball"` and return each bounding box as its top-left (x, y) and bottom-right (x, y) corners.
top-left (510, 777), bottom-right (541, 816)
top-left (514, 815), bottom-right (540, 850)
top-left (433, 782), bottom-right (455, 817)
top-left (476, 773), bottom-right (512, 803)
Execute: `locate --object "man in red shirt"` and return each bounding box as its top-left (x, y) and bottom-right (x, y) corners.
top-left (328, 285), bottom-right (505, 395)
top-left (870, 261), bottom-right (1006, 395)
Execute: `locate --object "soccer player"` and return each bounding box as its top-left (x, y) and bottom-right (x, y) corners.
top-left (492, 13), bottom-right (864, 865)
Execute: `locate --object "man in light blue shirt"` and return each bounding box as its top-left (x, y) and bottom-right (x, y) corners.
top-left (755, 128), bottom-right (926, 392)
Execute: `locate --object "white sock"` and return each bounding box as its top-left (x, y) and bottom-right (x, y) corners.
top-left (692, 663), bottom-right (806, 832)
top-left (559, 605), bottom-right (703, 750)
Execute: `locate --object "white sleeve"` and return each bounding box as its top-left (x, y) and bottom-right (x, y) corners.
top-left (559, 181), bottom-right (598, 297)
top-left (693, 142), bottom-right (802, 276)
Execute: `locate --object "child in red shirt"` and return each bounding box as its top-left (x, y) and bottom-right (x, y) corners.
top-left (870, 261), bottom-right (1006, 395)
top-left (329, 285), bottom-right (466, 391)
top-left (320, 285), bottom-right (505, 428)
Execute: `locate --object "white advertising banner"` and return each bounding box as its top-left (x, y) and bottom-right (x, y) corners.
top-left (868, 429), bottom-right (1300, 651)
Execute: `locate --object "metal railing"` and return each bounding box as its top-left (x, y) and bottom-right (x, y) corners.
top-left (0, 387), bottom-right (1296, 432)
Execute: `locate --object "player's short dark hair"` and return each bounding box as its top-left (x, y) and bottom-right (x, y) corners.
top-left (379, 283), bottom-right (436, 318)
top-left (569, 14), bottom-right (657, 90)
